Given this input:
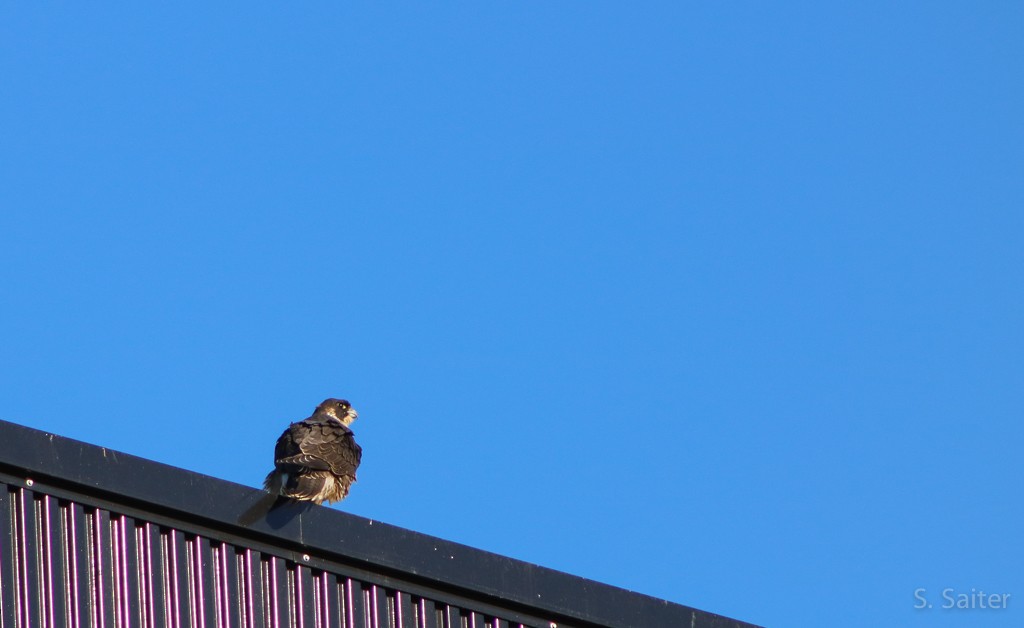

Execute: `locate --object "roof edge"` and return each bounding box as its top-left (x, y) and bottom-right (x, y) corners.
top-left (0, 419), bottom-right (759, 628)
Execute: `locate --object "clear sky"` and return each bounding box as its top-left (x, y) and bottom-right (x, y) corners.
top-left (1, 4), bottom-right (1021, 627)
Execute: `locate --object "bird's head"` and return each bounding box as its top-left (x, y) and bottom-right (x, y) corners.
top-left (315, 398), bottom-right (359, 426)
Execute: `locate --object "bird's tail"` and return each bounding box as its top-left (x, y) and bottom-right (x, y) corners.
top-left (263, 469), bottom-right (285, 494)
top-left (237, 471), bottom-right (289, 526)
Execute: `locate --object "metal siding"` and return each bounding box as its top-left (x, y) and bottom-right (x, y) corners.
top-left (63, 502), bottom-right (91, 628)
top-left (137, 522), bottom-right (165, 628)
top-left (238, 549), bottom-right (266, 628)
top-left (416, 598), bottom-right (439, 628)
top-left (0, 487), bottom-right (18, 628)
top-left (164, 528), bottom-right (191, 628)
top-left (317, 571), bottom-right (341, 628)
top-left (293, 563), bottom-right (315, 628)
top-left (0, 422), bottom-right (760, 628)
top-left (367, 585), bottom-right (388, 628)
top-left (37, 495), bottom-right (61, 628)
top-left (185, 534), bottom-right (209, 627)
top-left (112, 513), bottom-right (144, 628)
top-left (90, 507), bottom-right (117, 628)
top-left (394, 591), bottom-right (414, 628)
top-left (440, 603), bottom-right (462, 628)
top-left (14, 488), bottom-right (41, 628)
top-left (214, 540), bottom-right (241, 628)
top-left (264, 554), bottom-right (292, 628)
top-left (33, 494), bottom-right (49, 628)
top-left (0, 480), bottom-right (623, 628)
top-left (345, 577), bottom-right (367, 628)
top-left (310, 571), bottom-right (326, 628)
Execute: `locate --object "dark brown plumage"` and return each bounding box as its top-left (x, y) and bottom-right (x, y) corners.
top-left (263, 398), bottom-right (362, 505)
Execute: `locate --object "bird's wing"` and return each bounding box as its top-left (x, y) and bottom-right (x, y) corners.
top-left (273, 452), bottom-right (332, 471)
top-left (274, 419), bottom-right (362, 477)
top-left (308, 422), bottom-right (361, 479)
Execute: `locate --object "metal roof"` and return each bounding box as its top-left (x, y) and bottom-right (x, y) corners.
top-left (0, 419), bottom-right (759, 628)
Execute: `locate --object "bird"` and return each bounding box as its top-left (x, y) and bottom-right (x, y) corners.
top-left (263, 398), bottom-right (362, 505)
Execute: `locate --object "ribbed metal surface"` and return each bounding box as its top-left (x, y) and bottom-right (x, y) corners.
top-left (0, 420), bottom-right (761, 628)
top-left (0, 486), bottom-right (528, 628)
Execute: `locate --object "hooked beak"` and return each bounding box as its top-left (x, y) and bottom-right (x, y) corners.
top-left (343, 408), bottom-right (359, 425)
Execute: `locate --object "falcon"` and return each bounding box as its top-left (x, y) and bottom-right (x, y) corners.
top-left (263, 398), bottom-right (362, 505)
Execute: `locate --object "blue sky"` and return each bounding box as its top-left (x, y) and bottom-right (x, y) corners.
top-left (2, 4), bottom-right (1021, 627)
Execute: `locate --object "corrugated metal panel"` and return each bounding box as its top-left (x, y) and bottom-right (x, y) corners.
top-left (0, 421), bottom-right (761, 628)
top-left (0, 484), bottom-right (534, 628)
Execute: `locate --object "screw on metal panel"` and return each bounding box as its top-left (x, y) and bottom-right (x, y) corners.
top-left (25, 479), bottom-right (33, 487)
top-left (302, 554), bottom-right (310, 562)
